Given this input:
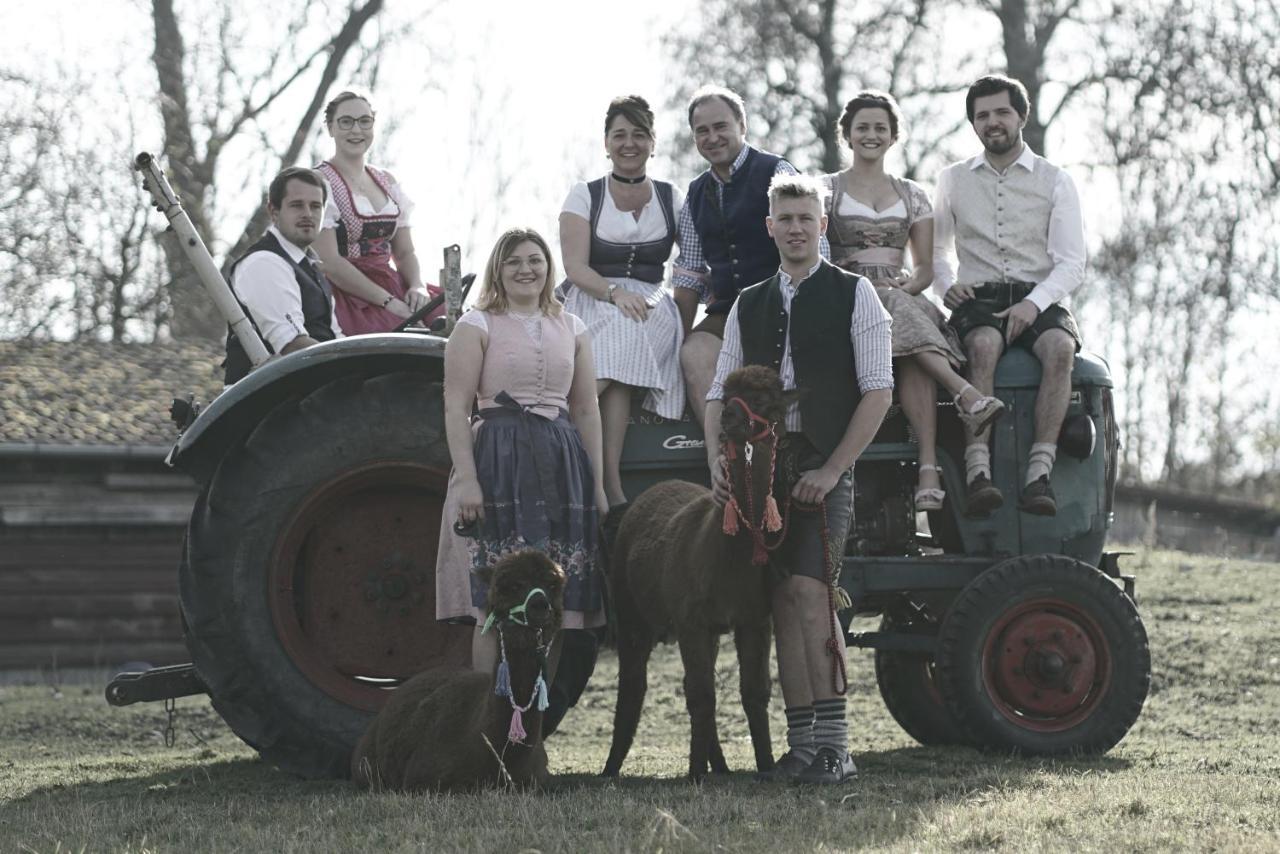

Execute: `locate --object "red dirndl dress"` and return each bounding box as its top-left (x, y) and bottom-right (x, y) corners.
top-left (316, 161), bottom-right (444, 334)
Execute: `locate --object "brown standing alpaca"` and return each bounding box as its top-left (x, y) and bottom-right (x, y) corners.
top-left (603, 365), bottom-right (794, 779)
top-left (352, 549), bottom-right (566, 792)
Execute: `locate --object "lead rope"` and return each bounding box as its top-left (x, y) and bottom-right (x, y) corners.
top-left (818, 503), bottom-right (848, 696)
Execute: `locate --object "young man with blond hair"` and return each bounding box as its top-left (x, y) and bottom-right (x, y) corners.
top-left (704, 174), bottom-right (892, 784)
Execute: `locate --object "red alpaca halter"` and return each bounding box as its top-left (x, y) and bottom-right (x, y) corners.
top-left (721, 396), bottom-right (784, 564)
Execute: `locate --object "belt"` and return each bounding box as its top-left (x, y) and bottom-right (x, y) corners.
top-left (974, 281), bottom-right (1033, 302)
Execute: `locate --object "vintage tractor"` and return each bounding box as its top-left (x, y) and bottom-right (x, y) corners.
top-left (107, 155), bottom-right (1149, 777)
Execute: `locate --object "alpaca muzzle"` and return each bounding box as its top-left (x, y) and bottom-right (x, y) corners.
top-left (481, 587), bottom-right (554, 634)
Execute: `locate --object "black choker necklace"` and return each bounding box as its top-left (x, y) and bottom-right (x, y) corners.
top-left (610, 172), bottom-right (646, 185)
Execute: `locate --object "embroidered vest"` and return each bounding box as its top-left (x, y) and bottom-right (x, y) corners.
top-left (736, 261), bottom-right (862, 456)
top-left (585, 177), bottom-right (676, 283)
top-left (315, 161), bottom-right (398, 260)
top-left (687, 147), bottom-right (782, 315)
top-left (943, 154), bottom-right (1063, 287)
top-left (224, 232), bottom-right (337, 384)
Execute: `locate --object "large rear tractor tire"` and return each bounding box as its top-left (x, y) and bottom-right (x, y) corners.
top-left (180, 371), bottom-right (470, 778)
top-left (874, 613), bottom-right (968, 747)
top-left (935, 554), bottom-right (1149, 756)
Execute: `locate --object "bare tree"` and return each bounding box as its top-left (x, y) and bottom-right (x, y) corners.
top-left (150, 0), bottom-right (387, 338)
top-left (661, 0), bottom-right (942, 175)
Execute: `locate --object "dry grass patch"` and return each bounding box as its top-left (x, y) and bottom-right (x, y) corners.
top-left (2, 547), bottom-right (1278, 852)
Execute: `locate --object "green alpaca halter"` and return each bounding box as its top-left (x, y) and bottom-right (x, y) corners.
top-left (481, 586), bottom-right (550, 635)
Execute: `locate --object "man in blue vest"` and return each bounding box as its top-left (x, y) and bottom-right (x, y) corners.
top-left (705, 175), bottom-right (893, 784)
top-left (225, 167), bottom-right (343, 384)
top-left (672, 86), bottom-right (819, 428)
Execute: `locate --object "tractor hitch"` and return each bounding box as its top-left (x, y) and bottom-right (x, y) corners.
top-left (105, 663), bottom-right (207, 706)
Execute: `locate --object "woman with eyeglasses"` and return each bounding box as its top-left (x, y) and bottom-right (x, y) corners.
top-left (314, 89), bottom-right (441, 334)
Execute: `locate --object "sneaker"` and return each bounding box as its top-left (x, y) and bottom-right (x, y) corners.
top-left (1018, 476), bottom-right (1057, 516)
top-left (964, 473), bottom-right (1004, 517)
top-left (753, 749), bottom-right (811, 782)
top-left (794, 747), bottom-right (858, 785)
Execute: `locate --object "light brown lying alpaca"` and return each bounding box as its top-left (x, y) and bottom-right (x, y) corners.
top-left (352, 549), bottom-right (566, 792)
top-left (604, 365), bottom-right (793, 779)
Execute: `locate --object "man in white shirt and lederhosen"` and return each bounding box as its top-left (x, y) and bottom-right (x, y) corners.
top-left (933, 74), bottom-right (1087, 519)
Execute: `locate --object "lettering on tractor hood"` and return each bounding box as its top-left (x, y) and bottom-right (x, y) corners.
top-left (662, 435), bottom-right (705, 450)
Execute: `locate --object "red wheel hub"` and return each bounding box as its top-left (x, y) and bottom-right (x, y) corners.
top-left (268, 462), bottom-right (470, 712)
top-left (982, 599), bottom-right (1110, 732)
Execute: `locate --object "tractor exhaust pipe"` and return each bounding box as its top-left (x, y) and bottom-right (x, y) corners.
top-left (134, 152), bottom-right (269, 367)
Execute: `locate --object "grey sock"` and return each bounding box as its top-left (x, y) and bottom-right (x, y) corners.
top-left (785, 705), bottom-right (816, 762)
top-left (812, 697), bottom-right (848, 754)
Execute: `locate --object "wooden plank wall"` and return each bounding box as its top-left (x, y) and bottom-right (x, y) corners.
top-left (0, 455), bottom-right (194, 669)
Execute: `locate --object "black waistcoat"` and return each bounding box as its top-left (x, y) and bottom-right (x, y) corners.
top-left (687, 147), bottom-right (782, 315)
top-left (585, 177), bottom-right (676, 283)
top-left (224, 232), bottom-right (337, 384)
top-left (736, 260), bottom-right (862, 457)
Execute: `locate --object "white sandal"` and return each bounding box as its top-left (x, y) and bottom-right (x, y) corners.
top-left (914, 464), bottom-right (945, 511)
top-left (954, 384), bottom-right (1006, 434)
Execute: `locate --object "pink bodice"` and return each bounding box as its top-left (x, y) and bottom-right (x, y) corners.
top-left (477, 311), bottom-right (578, 420)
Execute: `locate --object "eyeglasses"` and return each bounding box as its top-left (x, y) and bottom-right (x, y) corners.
top-left (335, 116), bottom-right (375, 130)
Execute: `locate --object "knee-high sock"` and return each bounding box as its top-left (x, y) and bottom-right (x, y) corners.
top-left (1025, 442), bottom-right (1057, 485)
top-left (964, 442), bottom-right (991, 484)
top-left (812, 697), bottom-right (848, 754)
top-left (785, 705), bottom-right (816, 762)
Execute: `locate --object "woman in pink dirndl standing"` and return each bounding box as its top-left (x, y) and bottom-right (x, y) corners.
top-left (314, 89), bottom-right (442, 333)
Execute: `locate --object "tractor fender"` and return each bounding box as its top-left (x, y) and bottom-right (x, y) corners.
top-left (169, 333), bottom-right (446, 485)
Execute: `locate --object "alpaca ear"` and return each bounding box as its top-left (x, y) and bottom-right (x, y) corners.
top-left (473, 563), bottom-right (495, 591)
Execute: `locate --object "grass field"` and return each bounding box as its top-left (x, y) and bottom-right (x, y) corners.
top-left (2, 547), bottom-right (1279, 852)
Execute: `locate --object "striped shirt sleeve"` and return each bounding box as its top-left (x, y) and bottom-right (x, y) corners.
top-left (705, 300), bottom-right (743, 402)
top-left (850, 277), bottom-right (894, 393)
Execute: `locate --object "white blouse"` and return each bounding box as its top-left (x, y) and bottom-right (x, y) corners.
top-left (836, 195), bottom-right (907, 218)
top-left (561, 179), bottom-right (685, 245)
top-left (321, 174), bottom-right (415, 230)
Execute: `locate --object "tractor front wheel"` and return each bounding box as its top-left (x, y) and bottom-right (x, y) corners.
top-left (935, 554), bottom-right (1149, 755)
top-left (180, 371), bottom-right (470, 778)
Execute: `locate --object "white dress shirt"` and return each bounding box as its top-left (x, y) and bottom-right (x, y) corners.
top-left (231, 225), bottom-right (344, 353)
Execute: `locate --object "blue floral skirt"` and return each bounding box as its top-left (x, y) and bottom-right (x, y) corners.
top-left (466, 394), bottom-right (603, 615)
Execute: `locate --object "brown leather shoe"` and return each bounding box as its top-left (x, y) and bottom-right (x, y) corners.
top-left (1018, 476), bottom-right (1057, 516)
top-left (964, 474), bottom-right (1004, 517)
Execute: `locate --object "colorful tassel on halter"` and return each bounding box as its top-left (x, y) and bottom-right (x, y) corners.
top-left (494, 659), bottom-right (511, 698)
top-left (763, 495), bottom-right (782, 532)
top-left (508, 707), bottom-right (527, 744)
top-left (534, 673), bottom-right (549, 712)
top-left (722, 498), bottom-right (740, 535)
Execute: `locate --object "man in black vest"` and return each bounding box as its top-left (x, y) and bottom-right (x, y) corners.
top-left (706, 175), bottom-right (893, 784)
top-left (225, 167), bottom-right (343, 384)
top-left (672, 85), bottom-right (819, 427)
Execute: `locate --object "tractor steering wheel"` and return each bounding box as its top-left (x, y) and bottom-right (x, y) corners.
top-left (392, 274), bottom-right (476, 333)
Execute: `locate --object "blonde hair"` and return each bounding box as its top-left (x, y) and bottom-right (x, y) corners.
top-left (474, 228), bottom-right (562, 316)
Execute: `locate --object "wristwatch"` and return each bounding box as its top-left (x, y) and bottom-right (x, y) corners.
top-left (606, 284), bottom-right (619, 304)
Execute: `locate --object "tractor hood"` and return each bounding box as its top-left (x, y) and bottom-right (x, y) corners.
top-left (994, 349), bottom-right (1112, 389)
